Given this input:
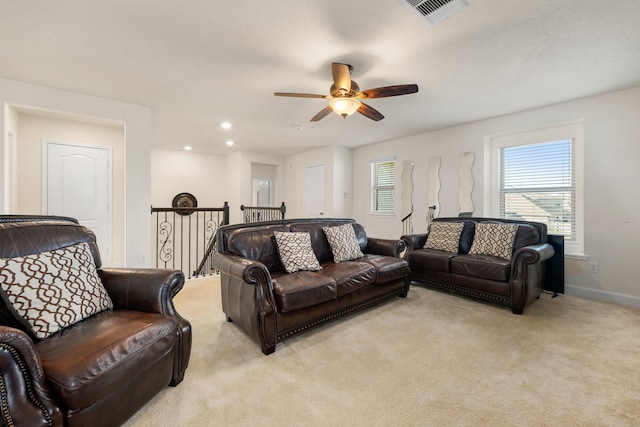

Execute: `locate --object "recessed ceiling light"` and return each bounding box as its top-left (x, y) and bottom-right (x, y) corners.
top-left (221, 122), bottom-right (232, 129)
top-left (225, 140), bottom-right (234, 146)
top-left (184, 146), bottom-right (192, 151)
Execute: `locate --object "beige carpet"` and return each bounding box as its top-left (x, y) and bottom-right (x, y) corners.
top-left (124, 276), bottom-right (640, 426)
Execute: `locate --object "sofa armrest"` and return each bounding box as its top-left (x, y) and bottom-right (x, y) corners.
top-left (98, 268), bottom-right (192, 385)
top-left (98, 268), bottom-right (184, 314)
top-left (0, 327), bottom-right (63, 427)
top-left (214, 253), bottom-right (273, 287)
top-left (366, 237), bottom-right (406, 257)
top-left (510, 243), bottom-right (556, 313)
top-left (401, 234), bottom-right (427, 251)
top-left (212, 253), bottom-right (279, 354)
top-left (512, 243), bottom-right (555, 267)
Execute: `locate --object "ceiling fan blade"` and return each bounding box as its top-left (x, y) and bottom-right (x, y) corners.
top-left (331, 63), bottom-right (352, 94)
top-left (357, 102), bottom-right (385, 121)
top-left (358, 84), bottom-right (419, 99)
top-left (274, 92), bottom-right (330, 99)
top-left (310, 105), bottom-right (333, 122)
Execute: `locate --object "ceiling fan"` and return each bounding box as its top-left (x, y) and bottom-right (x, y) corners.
top-left (274, 63), bottom-right (419, 122)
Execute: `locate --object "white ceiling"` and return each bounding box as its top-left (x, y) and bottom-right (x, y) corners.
top-left (1, 0), bottom-right (640, 156)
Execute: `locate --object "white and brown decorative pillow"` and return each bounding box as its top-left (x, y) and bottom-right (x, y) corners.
top-left (0, 242), bottom-right (113, 339)
top-left (468, 222), bottom-right (519, 260)
top-left (274, 231), bottom-right (322, 273)
top-left (424, 222), bottom-right (464, 253)
top-left (322, 223), bottom-right (364, 263)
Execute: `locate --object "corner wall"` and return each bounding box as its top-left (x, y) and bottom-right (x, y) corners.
top-left (352, 85), bottom-right (640, 306)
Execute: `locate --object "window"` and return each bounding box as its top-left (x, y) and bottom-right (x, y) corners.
top-left (488, 122), bottom-right (584, 255)
top-left (371, 159), bottom-right (395, 214)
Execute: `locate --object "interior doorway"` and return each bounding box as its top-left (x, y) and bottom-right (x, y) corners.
top-left (42, 139), bottom-right (113, 265)
top-left (251, 162), bottom-right (278, 206)
top-left (304, 163), bottom-right (325, 217)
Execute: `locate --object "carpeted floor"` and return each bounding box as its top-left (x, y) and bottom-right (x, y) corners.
top-left (124, 276), bottom-right (640, 426)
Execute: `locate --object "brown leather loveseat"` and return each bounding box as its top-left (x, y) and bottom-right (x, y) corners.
top-left (402, 217), bottom-right (555, 314)
top-left (212, 218), bottom-right (410, 355)
top-left (0, 217), bottom-right (192, 426)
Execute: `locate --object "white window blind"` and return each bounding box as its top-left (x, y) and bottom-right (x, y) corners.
top-left (371, 160), bottom-right (395, 213)
top-left (500, 139), bottom-right (575, 241)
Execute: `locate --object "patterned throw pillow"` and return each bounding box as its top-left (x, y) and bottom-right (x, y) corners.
top-left (274, 231), bottom-right (322, 273)
top-left (322, 223), bottom-right (364, 263)
top-left (424, 222), bottom-right (464, 253)
top-left (0, 242), bottom-right (113, 339)
top-left (468, 222), bottom-right (519, 260)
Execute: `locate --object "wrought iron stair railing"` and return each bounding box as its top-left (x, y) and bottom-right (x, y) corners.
top-left (151, 202), bottom-right (229, 278)
top-left (241, 202), bottom-right (286, 222)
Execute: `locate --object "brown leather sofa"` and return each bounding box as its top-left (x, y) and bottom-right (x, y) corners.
top-left (402, 217), bottom-right (555, 314)
top-left (212, 218), bottom-right (410, 355)
top-left (0, 217), bottom-right (192, 427)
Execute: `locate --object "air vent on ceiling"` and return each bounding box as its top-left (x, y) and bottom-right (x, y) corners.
top-left (401, 0), bottom-right (468, 26)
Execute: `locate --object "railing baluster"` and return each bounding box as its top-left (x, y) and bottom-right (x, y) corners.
top-left (240, 202), bottom-right (287, 223)
top-left (151, 202), bottom-right (229, 279)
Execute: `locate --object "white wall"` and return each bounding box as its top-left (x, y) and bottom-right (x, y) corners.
top-left (151, 148), bottom-right (227, 208)
top-left (331, 146), bottom-right (353, 219)
top-left (0, 77), bottom-right (152, 267)
top-left (352, 85), bottom-right (640, 306)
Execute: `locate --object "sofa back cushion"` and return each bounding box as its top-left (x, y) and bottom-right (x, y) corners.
top-left (222, 219), bottom-right (368, 271)
top-left (0, 221), bottom-right (101, 266)
top-left (0, 221), bottom-right (103, 335)
top-left (512, 224), bottom-right (539, 251)
top-left (227, 225), bottom-right (289, 272)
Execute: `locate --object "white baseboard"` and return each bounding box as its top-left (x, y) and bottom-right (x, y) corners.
top-left (565, 284), bottom-right (640, 308)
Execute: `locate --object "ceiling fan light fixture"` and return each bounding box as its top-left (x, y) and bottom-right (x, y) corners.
top-left (329, 97), bottom-right (361, 118)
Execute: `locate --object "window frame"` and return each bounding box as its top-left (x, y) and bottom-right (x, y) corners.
top-left (370, 157), bottom-right (396, 215)
top-left (486, 121), bottom-right (584, 256)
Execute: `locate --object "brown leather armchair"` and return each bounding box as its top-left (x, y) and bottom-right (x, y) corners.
top-left (0, 217), bottom-right (192, 426)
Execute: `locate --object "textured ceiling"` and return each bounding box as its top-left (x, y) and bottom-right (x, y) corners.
top-left (1, 0), bottom-right (639, 156)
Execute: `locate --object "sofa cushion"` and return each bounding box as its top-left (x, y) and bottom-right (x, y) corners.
top-left (458, 221), bottom-right (477, 254)
top-left (272, 271), bottom-right (337, 312)
top-left (0, 242), bottom-right (113, 339)
top-left (35, 310), bottom-right (177, 410)
top-left (407, 248), bottom-right (456, 273)
top-left (360, 254), bottom-right (410, 284)
top-left (468, 222), bottom-right (519, 260)
top-left (227, 225), bottom-right (289, 272)
top-left (513, 224), bottom-right (539, 251)
top-left (424, 222), bottom-right (464, 253)
top-left (274, 231), bottom-right (322, 273)
top-left (323, 224), bottom-right (364, 263)
top-left (450, 254), bottom-right (512, 282)
top-left (321, 261), bottom-right (376, 297)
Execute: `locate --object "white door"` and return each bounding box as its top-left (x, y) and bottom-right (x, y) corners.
top-left (304, 164), bottom-right (325, 217)
top-left (43, 140), bottom-right (112, 265)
